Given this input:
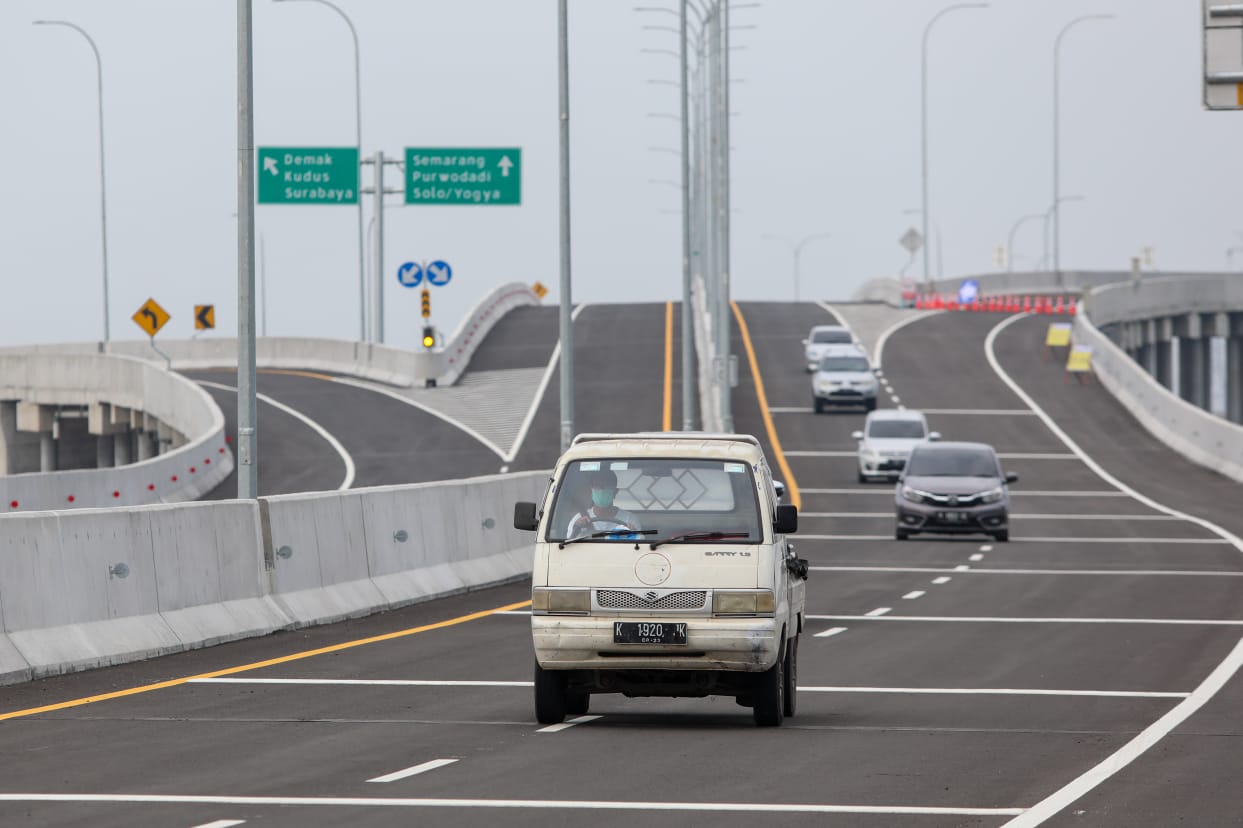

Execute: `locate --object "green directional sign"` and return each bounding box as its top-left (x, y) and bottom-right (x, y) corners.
top-left (257, 147), bottom-right (359, 205)
top-left (404, 147), bottom-right (521, 206)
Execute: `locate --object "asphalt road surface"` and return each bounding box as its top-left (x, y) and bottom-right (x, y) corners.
top-left (0, 303), bottom-right (1239, 827)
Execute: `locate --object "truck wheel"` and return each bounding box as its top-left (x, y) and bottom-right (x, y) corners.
top-left (782, 635), bottom-right (798, 718)
top-left (566, 691), bottom-right (590, 715)
top-left (534, 662), bottom-right (567, 724)
top-left (753, 645), bottom-right (786, 727)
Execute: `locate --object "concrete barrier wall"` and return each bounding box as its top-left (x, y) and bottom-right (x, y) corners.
top-left (1075, 278), bottom-right (1243, 484)
top-left (850, 270), bottom-right (1242, 305)
top-left (1, 281), bottom-right (542, 389)
top-left (0, 471), bottom-right (549, 684)
top-left (0, 353), bottom-right (233, 512)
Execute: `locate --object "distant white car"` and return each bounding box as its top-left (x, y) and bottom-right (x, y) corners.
top-left (852, 409), bottom-right (940, 483)
top-left (803, 325), bottom-right (862, 372)
top-left (812, 346), bottom-right (879, 413)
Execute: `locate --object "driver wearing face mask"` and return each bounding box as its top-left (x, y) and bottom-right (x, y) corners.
top-left (566, 469), bottom-right (641, 538)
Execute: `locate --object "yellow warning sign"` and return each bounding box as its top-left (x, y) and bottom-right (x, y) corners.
top-left (194, 305), bottom-right (215, 331)
top-left (1045, 323), bottom-right (1072, 348)
top-left (532, 281), bottom-right (548, 299)
top-left (132, 298), bottom-right (170, 337)
top-left (1066, 346), bottom-right (1093, 373)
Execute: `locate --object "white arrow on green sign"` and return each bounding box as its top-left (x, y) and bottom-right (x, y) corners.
top-left (258, 147), bottom-right (359, 205)
top-left (405, 148), bottom-right (521, 205)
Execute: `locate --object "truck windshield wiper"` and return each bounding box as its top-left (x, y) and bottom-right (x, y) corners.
top-left (559, 529), bottom-right (657, 549)
top-left (650, 531), bottom-right (750, 550)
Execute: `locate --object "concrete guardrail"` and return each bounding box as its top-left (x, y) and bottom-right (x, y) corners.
top-left (0, 353), bottom-right (232, 512)
top-left (0, 471), bottom-right (548, 684)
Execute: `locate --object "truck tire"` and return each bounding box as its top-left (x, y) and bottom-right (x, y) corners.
top-left (782, 635), bottom-right (798, 718)
top-left (534, 662), bottom-right (567, 724)
top-left (753, 644), bottom-right (786, 727)
top-left (566, 691), bottom-right (590, 715)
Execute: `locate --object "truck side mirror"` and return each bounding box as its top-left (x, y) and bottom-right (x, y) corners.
top-left (514, 501), bottom-right (539, 531)
top-left (774, 504), bottom-right (798, 534)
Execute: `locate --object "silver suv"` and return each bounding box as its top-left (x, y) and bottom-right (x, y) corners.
top-left (852, 409), bottom-right (940, 483)
top-left (812, 346), bottom-right (879, 412)
top-left (803, 325), bottom-right (861, 372)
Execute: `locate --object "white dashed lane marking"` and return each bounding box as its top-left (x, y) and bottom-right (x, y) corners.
top-left (902, 591), bottom-right (926, 600)
top-left (814, 626), bottom-right (849, 639)
top-left (368, 759), bottom-right (458, 784)
top-left (537, 715), bottom-right (600, 733)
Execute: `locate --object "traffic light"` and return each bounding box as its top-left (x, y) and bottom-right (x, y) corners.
top-left (421, 288), bottom-right (431, 318)
top-left (421, 325), bottom-right (435, 350)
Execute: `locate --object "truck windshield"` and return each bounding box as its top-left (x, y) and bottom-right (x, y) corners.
top-left (545, 458), bottom-right (764, 544)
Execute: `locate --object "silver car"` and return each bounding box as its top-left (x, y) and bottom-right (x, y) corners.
top-left (852, 409), bottom-right (940, 483)
top-left (803, 325), bottom-right (861, 372)
top-left (812, 346), bottom-right (879, 412)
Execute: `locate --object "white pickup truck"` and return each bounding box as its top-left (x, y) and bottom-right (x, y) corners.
top-left (514, 432), bottom-right (808, 727)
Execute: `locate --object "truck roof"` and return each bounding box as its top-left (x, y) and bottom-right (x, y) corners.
top-left (564, 432), bottom-right (765, 464)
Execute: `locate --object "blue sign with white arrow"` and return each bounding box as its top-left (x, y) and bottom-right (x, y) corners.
top-left (397, 261), bottom-right (423, 288)
top-left (957, 278), bottom-right (980, 305)
top-left (426, 260), bottom-right (453, 287)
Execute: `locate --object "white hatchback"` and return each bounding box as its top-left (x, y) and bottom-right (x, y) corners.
top-left (852, 409), bottom-right (940, 483)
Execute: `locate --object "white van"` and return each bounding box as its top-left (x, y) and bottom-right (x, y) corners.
top-left (513, 432), bottom-right (808, 727)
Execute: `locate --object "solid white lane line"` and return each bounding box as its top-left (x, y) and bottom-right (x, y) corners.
top-left (808, 614), bottom-right (1243, 626)
top-left (795, 534), bottom-right (1230, 544)
top-left (814, 626), bottom-right (848, 638)
top-left (800, 489), bottom-right (1132, 497)
top-left (1003, 638), bottom-right (1243, 828)
top-left (196, 380), bottom-right (356, 490)
top-left (902, 591), bottom-right (926, 600)
top-left (190, 678), bottom-right (532, 687)
top-left (506, 302), bottom-right (590, 463)
top-left (865, 607), bottom-right (892, 617)
top-left (799, 686), bottom-right (1188, 699)
top-left (932, 576), bottom-right (952, 585)
top-left (919, 409), bottom-right (1038, 416)
top-left (368, 759), bottom-right (458, 784)
top-left (872, 309), bottom-right (942, 371)
top-left (984, 313), bottom-right (1243, 828)
top-left (537, 715), bottom-right (600, 733)
top-left (0, 793), bottom-right (1024, 817)
top-left (191, 821), bottom-right (246, 828)
top-left (810, 566), bottom-right (1243, 577)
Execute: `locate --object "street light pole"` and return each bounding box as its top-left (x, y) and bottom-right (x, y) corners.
top-left (1041, 195), bottom-right (1083, 271)
top-left (761, 233), bottom-right (831, 301)
top-left (273, 0), bottom-right (366, 343)
top-left (1006, 213), bottom-right (1044, 272)
top-left (678, 0), bottom-right (696, 431)
top-left (920, 3), bottom-right (988, 288)
top-left (33, 20), bottom-right (111, 345)
top-left (557, 0), bottom-right (574, 452)
top-left (1053, 14), bottom-right (1114, 288)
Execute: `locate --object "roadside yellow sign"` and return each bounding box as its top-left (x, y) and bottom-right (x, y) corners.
top-left (1045, 323), bottom-right (1072, 347)
top-left (194, 305), bottom-right (215, 331)
top-left (132, 298), bottom-right (170, 337)
top-left (532, 281), bottom-right (548, 299)
top-left (1066, 346), bottom-right (1093, 373)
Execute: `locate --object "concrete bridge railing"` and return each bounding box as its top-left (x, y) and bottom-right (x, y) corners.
top-left (1075, 274), bottom-right (1243, 483)
top-left (0, 471), bottom-right (548, 684)
top-left (0, 353), bottom-right (232, 512)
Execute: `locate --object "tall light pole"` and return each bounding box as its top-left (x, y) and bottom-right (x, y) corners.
top-left (1006, 213), bottom-right (1044, 272)
top-left (273, 0), bottom-right (367, 343)
top-left (1041, 195), bottom-right (1083, 271)
top-left (1053, 14), bottom-right (1114, 287)
top-left (33, 20), bottom-right (111, 344)
top-left (761, 233), bottom-right (831, 301)
top-left (919, 3), bottom-right (988, 288)
top-left (558, 0), bottom-right (574, 451)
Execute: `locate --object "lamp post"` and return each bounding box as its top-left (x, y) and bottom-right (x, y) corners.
top-left (1041, 195), bottom-right (1083, 271)
top-left (33, 20), bottom-right (111, 344)
top-left (1006, 213), bottom-right (1044, 272)
top-left (1053, 14), bottom-right (1114, 287)
top-left (273, 0), bottom-right (367, 343)
top-left (761, 233), bottom-right (831, 301)
top-left (920, 3), bottom-right (988, 289)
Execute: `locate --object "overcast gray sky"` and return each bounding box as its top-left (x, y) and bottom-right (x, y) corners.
top-left (3, 1), bottom-right (1240, 350)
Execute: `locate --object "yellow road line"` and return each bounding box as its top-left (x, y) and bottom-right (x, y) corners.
top-left (258, 368), bottom-right (337, 381)
top-left (0, 599), bottom-right (532, 722)
top-left (730, 301), bottom-right (801, 511)
top-left (663, 301), bottom-right (674, 431)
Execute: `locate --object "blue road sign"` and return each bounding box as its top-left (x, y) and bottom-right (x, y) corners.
top-left (397, 261), bottom-right (423, 288)
top-left (958, 278), bottom-right (980, 305)
top-left (426, 260), bottom-right (453, 287)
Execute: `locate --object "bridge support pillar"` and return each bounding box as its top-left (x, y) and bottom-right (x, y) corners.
top-left (95, 435), bottom-right (115, 469)
top-left (0, 400), bottom-right (17, 475)
top-left (1154, 318), bottom-right (1175, 392)
top-left (1229, 313), bottom-right (1243, 425)
top-left (1175, 314), bottom-right (1208, 410)
top-left (136, 428), bottom-right (157, 461)
top-left (17, 403), bottom-right (57, 472)
top-left (1139, 319), bottom-right (1159, 378)
top-left (40, 433), bottom-right (57, 473)
top-left (113, 429), bottom-right (132, 466)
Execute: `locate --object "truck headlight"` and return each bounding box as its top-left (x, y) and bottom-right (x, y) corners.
top-left (531, 587), bottom-right (590, 614)
top-left (713, 589), bottom-right (775, 616)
